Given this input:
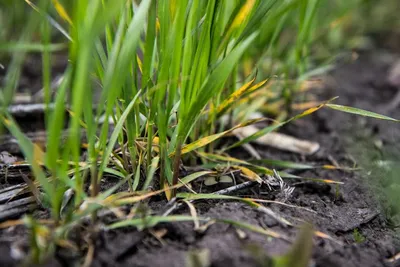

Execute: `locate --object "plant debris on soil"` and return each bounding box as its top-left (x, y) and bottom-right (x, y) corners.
top-left (1, 47), bottom-right (400, 267)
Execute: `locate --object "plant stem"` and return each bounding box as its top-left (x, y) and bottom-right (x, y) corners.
top-left (159, 148), bottom-right (165, 189)
top-left (172, 139), bottom-right (182, 198)
top-left (146, 120), bottom-right (153, 173)
top-left (91, 165), bottom-right (99, 222)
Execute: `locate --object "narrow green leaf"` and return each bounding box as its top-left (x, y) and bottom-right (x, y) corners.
top-left (326, 104), bottom-right (400, 122)
top-left (108, 215), bottom-right (203, 230)
top-left (180, 32), bottom-right (259, 139)
top-left (45, 68), bottom-right (71, 170)
top-left (0, 42), bottom-right (66, 52)
top-left (180, 171), bottom-right (215, 185)
top-left (142, 156), bottom-right (160, 190)
top-left (98, 90), bottom-right (142, 180)
top-left (104, 168), bottom-right (126, 179)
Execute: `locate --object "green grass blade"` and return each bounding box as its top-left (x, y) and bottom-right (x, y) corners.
top-left (180, 171), bottom-right (216, 185)
top-left (141, 0), bottom-right (157, 89)
top-left (326, 104), bottom-right (400, 122)
top-left (98, 90), bottom-right (142, 181)
top-left (45, 68), bottom-right (71, 170)
top-left (0, 42), bottom-right (66, 52)
top-left (180, 32), bottom-right (259, 139)
top-left (108, 215), bottom-right (203, 230)
top-left (97, 0), bottom-right (151, 150)
top-left (142, 156), bottom-right (160, 190)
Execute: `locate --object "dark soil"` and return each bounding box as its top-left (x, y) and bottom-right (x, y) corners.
top-left (1, 48), bottom-right (400, 267)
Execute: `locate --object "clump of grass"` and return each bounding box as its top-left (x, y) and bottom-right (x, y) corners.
top-left (0, 0), bottom-right (399, 264)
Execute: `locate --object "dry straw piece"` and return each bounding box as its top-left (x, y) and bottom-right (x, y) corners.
top-left (234, 125), bottom-right (320, 155)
